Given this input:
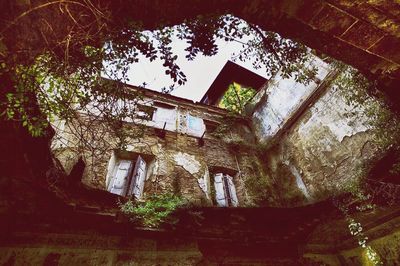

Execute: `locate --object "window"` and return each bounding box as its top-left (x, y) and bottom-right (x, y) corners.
top-left (187, 114), bottom-right (205, 137)
top-left (204, 119), bottom-right (219, 133)
top-left (213, 173), bottom-right (239, 207)
top-left (152, 101), bottom-right (177, 131)
top-left (107, 154), bottom-right (147, 198)
top-left (135, 104), bottom-right (156, 120)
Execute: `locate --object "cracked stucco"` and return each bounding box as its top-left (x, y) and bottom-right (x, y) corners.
top-left (197, 168), bottom-right (210, 199)
top-left (251, 57), bottom-right (331, 143)
top-left (298, 89), bottom-right (369, 143)
top-left (174, 152), bottom-right (201, 175)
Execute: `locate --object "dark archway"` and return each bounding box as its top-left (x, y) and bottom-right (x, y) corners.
top-left (2, 1), bottom-right (399, 106)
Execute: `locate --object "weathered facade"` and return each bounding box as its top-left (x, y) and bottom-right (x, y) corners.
top-left (52, 58), bottom-right (388, 209)
top-left (2, 58), bottom-right (399, 265)
top-left (249, 57), bottom-right (387, 207)
top-left (2, 1), bottom-right (400, 264)
top-left (52, 84), bottom-right (261, 207)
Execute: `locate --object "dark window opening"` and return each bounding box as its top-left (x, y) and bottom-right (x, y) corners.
top-left (136, 104), bottom-right (156, 120)
top-left (204, 119), bottom-right (220, 133)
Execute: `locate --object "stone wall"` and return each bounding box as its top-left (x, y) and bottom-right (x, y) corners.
top-left (51, 62), bottom-right (393, 208)
top-left (51, 66), bottom-right (388, 207)
top-left (51, 87), bottom-right (260, 206)
top-left (303, 212), bottom-right (400, 265)
top-left (0, 231), bottom-right (301, 266)
top-left (251, 56), bottom-right (332, 143)
top-left (251, 64), bottom-right (385, 206)
top-left (0, 233), bottom-right (203, 266)
top-left (277, 89), bottom-right (374, 200)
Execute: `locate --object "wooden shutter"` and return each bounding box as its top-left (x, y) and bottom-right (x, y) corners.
top-left (214, 173), bottom-right (227, 207)
top-left (109, 160), bottom-right (132, 196)
top-left (226, 174), bottom-right (239, 207)
top-left (187, 114), bottom-right (205, 137)
top-left (129, 155), bottom-right (147, 199)
top-left (153, 107), bottom-right (176, 131)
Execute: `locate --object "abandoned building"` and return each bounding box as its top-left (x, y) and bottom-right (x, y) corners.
top-left (2, 0), bottom-right (400, 265)
top-left (22, 55), bottom-right (393, 265)
top-left (3, 52), bottom-right (400, 266)
top-left (49, 56), bottom-right (380, 208)
top-left (51, 60), bottom-right (267, 208)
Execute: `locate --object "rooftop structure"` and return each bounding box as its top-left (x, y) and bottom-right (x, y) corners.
top-left (200, 61), bottom-right (267, 106)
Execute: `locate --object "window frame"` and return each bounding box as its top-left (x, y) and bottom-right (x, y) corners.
top-left (209, 166), bottom-right (239, 207)
top-left (203, 119), bottom-right (220, 133)
top-left (135, 104), bottom-right (156, 121)
top-left (106, 151), bottom-right (153, 198)
top-left (152, 102), bottom-right (177, 131)
top-left (186, 113), bottom-right (206, 137)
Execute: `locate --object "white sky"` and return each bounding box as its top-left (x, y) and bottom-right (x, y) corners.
top-left (125, 35), bottom-right (269, 102)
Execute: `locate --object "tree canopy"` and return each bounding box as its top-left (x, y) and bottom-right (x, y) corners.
top-left (219, 82), bottom-right (257, 114)
top-left (0, 1), bottom-right (319, 149)
top-left (1, 0), bottom-right (397, 176)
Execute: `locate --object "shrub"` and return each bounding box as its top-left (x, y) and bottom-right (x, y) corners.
top-left (119, 193), bottom-right (185, 228)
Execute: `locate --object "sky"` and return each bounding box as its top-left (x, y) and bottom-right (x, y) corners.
top-left (124, 34), bottom-right (269, 102)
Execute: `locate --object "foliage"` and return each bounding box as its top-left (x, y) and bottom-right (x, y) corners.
top-left (244, 166), bottom-right (270, 205)
top-left (334, 197), bottom-right (383, 265)
top-left (119, 193), bottom-right (185, 228)
top-left (1, 2), bottom-right (320, 143)
top-left (333, 63), bottom-right (400, 150)
top-left (2, 51), bottom-right (152, 178)
top-left (225, 20), bottom-right (318, 83)
top-left (0, 2), bottom-right (324, 199)
top-left (331, 62), bottom-right (400, 206)
top-left (328, 79), bottom-right (400, 263)
top-left (210, 112), bottom-right (245, 138)
top-left (365, 179), bottom-right (400, 206)
top-left (219, 82), bottom-right (256, 114)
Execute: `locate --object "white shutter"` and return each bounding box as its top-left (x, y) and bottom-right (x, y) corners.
top-left (214, 173), bottom-right (227, 207)
top-left (153, 108), bottom-right (176, 131)
top-left (131, 155), bottom-right (147, 199)
top-left (226, 175), bottom-right (239, 207)
top-left (187, 115), bottom-right (205, 137)
top-left (109, 160), bottom-right (132, 196)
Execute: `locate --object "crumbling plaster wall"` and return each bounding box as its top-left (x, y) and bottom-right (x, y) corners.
top-left (251, 64), bottom-right (383, 205)
top-left (51, 94), bottom-right (260, 206)
top-left (280, 88), bottom-right (376, 200)
top-left (252, 57), bottom-right (331, 143)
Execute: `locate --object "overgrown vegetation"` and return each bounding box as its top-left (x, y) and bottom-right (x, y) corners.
top-left (333, 196), bottom-right (383, 265)
top-left (333, 63), bottom-right (400, 150)
top-left (210, 112), bottom-right (246, 138)
top-left (0, 3), bottom-right (326, 188)
top-left (328, 63), bottom-right (400, 265)
top-left (219, 82), bottom-right (257, 114)
top-left (1, 2), bottom-right (319, 142)
top-left (119, 193), bottom-right (185, 228)
top-left (244, 160), bottom-right (270, 205)
top-left (332, 62), bottom-right (400, 184)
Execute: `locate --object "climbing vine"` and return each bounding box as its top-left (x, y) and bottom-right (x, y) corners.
top-left (332, 61), bottom-right (400, 201)
top-left (333, 196), bottom-right (383, 265)
top-left (2, 2), bottom-right (321, 141)
top-left (333, 62), bottom-right (400, 150)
